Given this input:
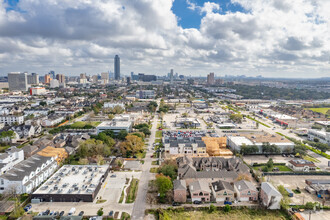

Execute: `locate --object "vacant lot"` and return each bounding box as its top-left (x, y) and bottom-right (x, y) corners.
top-left (158, 209), bottom-right (289, 220)
top-left (306, 108), bottom-right (330, 115)
top-left (253, 165), bottom-right (292, 172)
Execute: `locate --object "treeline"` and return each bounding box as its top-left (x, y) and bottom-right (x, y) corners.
top-left (228, 84), bottom-right (329, 100)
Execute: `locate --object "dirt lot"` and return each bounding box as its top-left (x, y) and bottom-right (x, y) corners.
top-left (267, 175), bottom-right (330, 206)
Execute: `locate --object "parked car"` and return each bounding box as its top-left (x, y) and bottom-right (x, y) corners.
top-left (44, 209), bottom-right (50, 215)
top-left (68, 207), bottom-right (76, 216)
top-left (172, 202), bottom-right (181, 206)
top-left (110, 174), bottom-right (116, 178)
top-left (54, 211), bottom-right (59, 216)
top-left (24, 204), bottom-right (32, 212)
top-left (79, 211), bottom-right (84, 216)
top-left (49, 211), bottom-right (54, 215)
top-left (193, 200), bottom-right (202, 204)
top-left (224, 201), bottom-right (232, 205)
top-left (59, 211), bottom-right (65, 217)
top-left (109, 211), bottom-right (114, 217)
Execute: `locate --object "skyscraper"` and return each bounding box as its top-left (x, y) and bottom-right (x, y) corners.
top-left (207, 72), bottom-right (215, 85)
top-left (114, 55), bottom-right (120, 80)
top-left (8, 72), bottom-right (28, 91)
top-left (49, 71), bottom-right (55, 79)
top-left (27, 73), bottom-right (39, 85)
top-left (56, 74), bottom-right (65, 84)
top-left (44, 74), bottom-right (51, 84)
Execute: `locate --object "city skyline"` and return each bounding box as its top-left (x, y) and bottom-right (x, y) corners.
top-left (0, 0), bottom-right (329, 78)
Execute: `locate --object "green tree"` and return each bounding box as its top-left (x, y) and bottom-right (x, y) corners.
top-left (97, 208), bottom-right (104, 216)
top-left (156, 174), bottom-right (173, 200)
top-left (223, 204), bottom-right (231, 212)
top-left (117, 130), bottom-right (128, 140)
top-left (139, 127), bottom-right (151, 136)
top-left (159, 164), bottom-right (177, 180)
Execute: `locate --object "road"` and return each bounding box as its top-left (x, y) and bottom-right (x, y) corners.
top-left (131, 109), bottom-right (159, 219)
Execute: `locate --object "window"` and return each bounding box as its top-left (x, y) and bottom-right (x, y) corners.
top-left (0, 179), bottom-right (4, 185)
top-left (247, 191), bottom-right (251, 195)
top-left (223, 191), bottom-right (227, 196)
top-left (193, 193), bottom-right (198, 196)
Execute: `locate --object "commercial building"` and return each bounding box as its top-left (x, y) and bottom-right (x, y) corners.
top-left (138, 73), bottom-right (157, 82)
top-left (114, 55), bottom-right (120, 80)
top-left (56, 74), bottom-right (65, 84)
top-left (288, 159), bottom-right (316, 172)
top-left (101, 72), bottom-right (109, 84)
top-left (27, 73), bottom-right (39, 85)
top-left (50, 79), bottom-right (59, 88)
top-left (32, 165), bottom-right (110, 202)
top-left (136, 90), bottom-right (155, 99)
top-left (0, 155), bottom-right (57, 194)
top-left (227, 132), bottom-right (295, 154)
top-left (175, 118), bottom-right (201, 128)
top-left (30, 87), bottom-right (46, 95)
top-left (103, 102), bottom-right (125, 109)
top-left (96, 121), bottom-right (132, 134)
top-left (307, 129), bottom-right (330, 145)
top-left (44, 74), bottom-right (51, 84)
top-left (207, 72), bottom-right (215, 85)
top-left (8, 72), bottom-right (28, 91)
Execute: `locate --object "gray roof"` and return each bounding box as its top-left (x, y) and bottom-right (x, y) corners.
top-left (234, 180), bottom-right (257, 192)
top-left (173, 180), bottom-right (186, 190)
top-left (212, 180), bottom-right (234, 192)
top-left (189, 180), bottom-right (210, 193)
top-left (0, 154), bottom-right (53, 181)
top-left (261, 182), bottom-right (282, 197)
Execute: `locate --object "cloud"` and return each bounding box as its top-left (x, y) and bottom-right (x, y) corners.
top-left (0, 0), bottom-right (329, 78)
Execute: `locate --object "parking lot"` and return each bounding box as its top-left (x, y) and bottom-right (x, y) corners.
top-left (267, 175), bottom-right (330, 206)
top-left (30, 171), bottom-right (141, 217)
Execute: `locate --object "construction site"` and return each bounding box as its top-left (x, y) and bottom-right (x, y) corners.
top-left (32, 165), bottom-right (110, 202)
top-left (202, 137), bottom-right (233, 157)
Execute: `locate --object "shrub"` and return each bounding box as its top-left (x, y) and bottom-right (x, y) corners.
top-left (97, 208), bottom-right (104, 216)
top-left (223, 204), bottom-right (231, 212)
top-left (209, 204), bottom-right (216, 213)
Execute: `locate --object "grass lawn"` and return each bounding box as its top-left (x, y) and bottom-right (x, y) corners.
top-left (155, 139), bottom-right (162, 143)
top-left (253, 165), bottom-right (292, 172)
top-left (156, 130), bottom-right (162, 138)
top-left (126, 178), bottom-right (139, 203)
top-left (151, 161), bottom-right (158, 165)
top-left (96, 199), bottom-right (106, 204)
top-left (136, 151), bottom-right (146, 159)
top-left (303, 154), bottom-right (321, 163)
top-left (0, 145), bottom-right (10, 153)
top-left (158, 208), bottom-right (289, 220)
top-left (119, 186), bottom-right (126, 203)
top-left (70, 121), bottom-right (101, 128)
top-left (306, 108), bottom-right (330, 115)
top-left (150, 167), bottom-right (159, 173)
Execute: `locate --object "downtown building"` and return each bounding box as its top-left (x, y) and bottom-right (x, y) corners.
top-left (114, 55), bottom-right (120, 80)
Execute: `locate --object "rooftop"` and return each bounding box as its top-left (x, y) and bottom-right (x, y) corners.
top-left (33, 165), bottom-right (108, 195)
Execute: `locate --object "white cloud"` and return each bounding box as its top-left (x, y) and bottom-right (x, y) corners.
top-left (0, 0), bottom-right (329, 78)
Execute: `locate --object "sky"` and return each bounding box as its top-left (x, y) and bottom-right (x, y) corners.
top-left (0, 0), bottom-right (329, 78)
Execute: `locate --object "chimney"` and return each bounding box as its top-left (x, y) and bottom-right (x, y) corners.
top-left (238, 185), bottom-right (241, 190)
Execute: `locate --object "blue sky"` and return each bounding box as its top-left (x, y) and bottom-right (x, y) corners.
top-left (172, 0), bottom-right (246, 28)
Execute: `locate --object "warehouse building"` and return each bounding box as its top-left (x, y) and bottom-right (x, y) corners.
top-left (32, 165), bottom-right (109, 202)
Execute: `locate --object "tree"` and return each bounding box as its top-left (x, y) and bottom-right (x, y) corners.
top-left (229, 113), bottom-right (243, 123)
top-left (97, 208), bottom-right (104, 216)
top-left (155, 174), bottom-right (172, 200)
top-left (139, 127), bottom-right (151, 136)
top-left (120, 134), bottom-right (144, 157)
top-left (117, 130), bottom-right (128, 140)
top-left (39, 101), bottom-right (47, 106)
top-left (159, 164), bottom-right (177, 180)
top-left (108, 114), bottom-right (115, 120)
top-left (79, 158), bottom-right (89, 165)
top-left (96, 155), bottom-right (105, 165)
top-left (147, 101), bottom-right (158, 112)
top-left (266, 158), bottom-right (274, 170)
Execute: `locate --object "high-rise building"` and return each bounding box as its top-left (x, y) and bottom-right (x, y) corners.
top-left (56, 74), bottom-right (65, 84)
top-left (126, 77), bottom-right (131, 85)
top-left (50, 79), bottom-right (59, 88)
top-left (207, 72), bottom-right (215, 85)
top-left (27, 73), bottom-right (39, 85)
top-left (8, 72), bottom-right (28, 91)
top-left (80, 73), bottom-right (86, 79)
top-left (92, 75), bottom-right (98, 84)
top-left (101, 72), bottom-right (109, 82)
top-left (114, 55), bottom-right (120, 80)
top-left (170, 69), bottom-right (174, 83)
top-left (44, 74), bottom-right (51, 84)
top-left (49, 71), bottom-right (55, 79)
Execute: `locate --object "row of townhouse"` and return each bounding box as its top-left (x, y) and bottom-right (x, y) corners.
top-left (0, 115), bottom-right (24, 125)
top-left (0, 147), bottom-right (24, 175)
top-left (174, 179), bottom-right (259, 203)
top-left (0, 154), bottom-right (58, 194)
